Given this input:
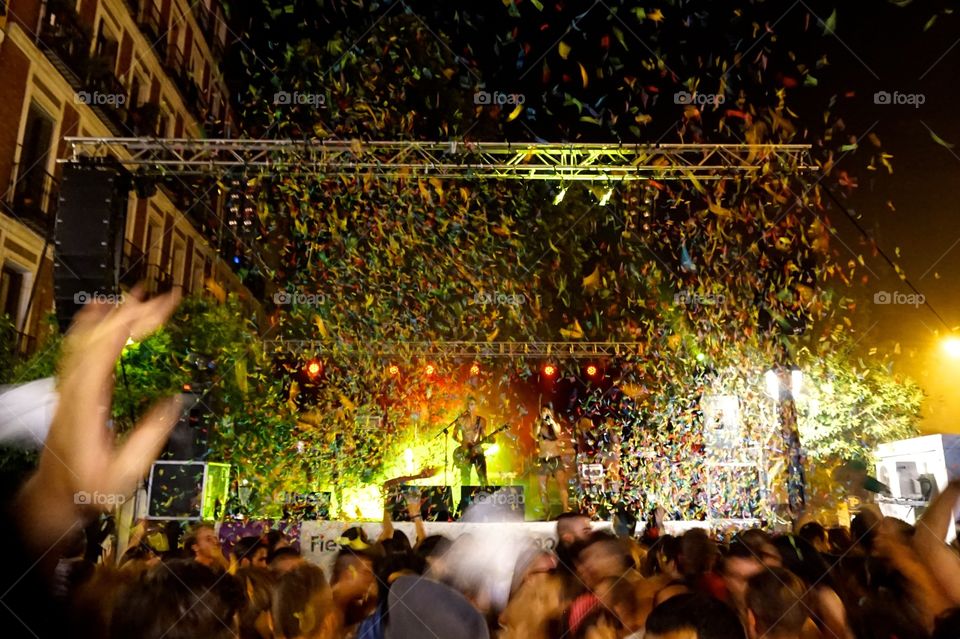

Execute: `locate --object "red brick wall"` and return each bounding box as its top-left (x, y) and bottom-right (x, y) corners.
top-left (77, 0), bottom-right (98, 30)
top-left (8, 0), bottom-right (43, 34)
top-left (0, 40), bottom-right (30, 196)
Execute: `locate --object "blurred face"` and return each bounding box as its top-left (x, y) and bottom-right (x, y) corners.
top-left (271, 554), bottom-right (304, 574)
top-left (247, 546), bottom-right (268, 569)
top-left (559, 516), bottom-right (592, 547)
top-left (723, 556), bottom-right (764, 606)
top-left (193, 527), bottom-right (222, 563)
top-left (576, 542), bottom-right (626, 590)
top-left (468, 400), bottom-right (477, 413)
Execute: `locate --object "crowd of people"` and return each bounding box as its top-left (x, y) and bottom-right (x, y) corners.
top-left (5, 290), bottom-right (960, 639)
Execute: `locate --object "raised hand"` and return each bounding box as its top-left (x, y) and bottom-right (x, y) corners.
top-left (17, 289), bottom-right (182, 554)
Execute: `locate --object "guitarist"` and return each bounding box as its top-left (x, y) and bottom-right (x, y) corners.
top-left (454, 397), bottom-right (489, 485)
top-left (534, 404), bottom-right (570, 513)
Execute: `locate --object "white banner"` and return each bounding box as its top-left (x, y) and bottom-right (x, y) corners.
top-left (300, 520), bottom-right (564, 575)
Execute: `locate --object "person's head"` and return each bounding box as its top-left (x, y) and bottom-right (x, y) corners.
top-left (721, 541), bottom-right (766, 608)
top-left (745, 568), bottom-right (809, 639)
top-left (120, 544), bottom-right (160, 571)
top-left (467, 396), bottom-right (478, 413)
top-left (574, 532), bottom-right (634, 591)
top-left (645, 592), bottom-right (745, 639)
top-left (736, 529), bottom-right (781, 567)
top-left (265, 529), bottom-right (290, 555)
top-left (556, 512), bottom-right (592, 549)
top-left (110, 559), bottom-right (244, 639)
top-left (332, 549), bottom-right (377, 625)
top-left (797, 522), bottom-right (829, 553)
top-left (826, 527), bottom-right (852, 554)
top-left (235, 567), bottom-right (278, 639)
top-left (643, 534), bottom-right (681, 578)
top-left (679, 528), bottom-right (719, 577)
top-left (233, 536), bottom-right (268, 569)
top-left (183, 524), bottom-right (223, 568)
top-left (273, 563), bottom-right (338, 639)
top-left (268, 546), bottom-right (305, 574)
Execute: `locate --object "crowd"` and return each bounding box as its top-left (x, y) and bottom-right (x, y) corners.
top-left (5, 294), bottom-right (960, 639)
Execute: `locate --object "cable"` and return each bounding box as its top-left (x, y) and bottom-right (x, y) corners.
top-left (818, 183), bottom-right (952, 331)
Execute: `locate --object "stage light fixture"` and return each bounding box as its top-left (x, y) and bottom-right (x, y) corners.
top-left (553, 186), bottom-right (568, 205)
top-left (425, 364), bottom-right (435, 376)
top-left (598, 187), bottom-right (614, 206)
top-left (943, 337), bottom-right (960, 358)
top-left (586, 364), bottom-right (598, 377)
top-left (470, 363), bottom-right (480, 376)
top-left (388, 364), bottom-right (400, 376)
top-left (542, 363), bottom-right (557, 377)
top-left (305, 359), bottom-right (322, 378)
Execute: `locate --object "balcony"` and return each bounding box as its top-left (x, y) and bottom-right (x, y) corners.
top-left (138, 2), bottom-right (167, 61)
top-left (120, 240), bottom-right (174, 293)
top-left (8, 165), bottom-right (58, 239)
top-left (123, 0), bottom-right (141, 19)
top-left (37, 0), bottom-right (91, 82)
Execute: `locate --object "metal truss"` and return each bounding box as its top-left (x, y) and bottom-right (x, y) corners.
top-left (63, 138), bottom-right (816, 181)
top-left (267, 340), bottom-right (647, 359)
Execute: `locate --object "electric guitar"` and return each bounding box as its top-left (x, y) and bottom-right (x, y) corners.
top-left (453, 423), bottom-right (510, 466)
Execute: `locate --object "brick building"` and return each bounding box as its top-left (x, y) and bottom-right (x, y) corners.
top-left (0, 0), bottom-right (261, 353)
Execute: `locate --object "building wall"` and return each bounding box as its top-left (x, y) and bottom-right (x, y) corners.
top-left (0, 0), bottom-right (257, 354)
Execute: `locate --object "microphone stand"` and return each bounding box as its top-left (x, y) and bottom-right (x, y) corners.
top-left (435, 412), bottom-right (465, 488)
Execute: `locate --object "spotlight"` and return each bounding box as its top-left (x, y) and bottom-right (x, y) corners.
top-left (598, 187), bottom-right (614, 206)
top-left (425, 364), bottom-right (435, 376)
top-left (305, 359), bottom-right (322, 378)
top-left (585, 364), bottom-right (598, 377)
top-left (388, 364), bottom-right (400, 376)
top-left (944, 337), bottom-right (960, 358)
top-left (470, 363), bottom-right (480, 376)
top-left (542, 363), bottom-right (557, 377)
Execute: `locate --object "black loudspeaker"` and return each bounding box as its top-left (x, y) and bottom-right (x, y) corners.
top-left (160, 393), bottom-right (210, 461)
top-left (54, 163), bottom-right (129, 332)
top-left (146, 461), bottom-right (205, 520)
top-left (457, 486), bottom-right (525, 520)
top-left (390, 485), bottom-right (454, 522)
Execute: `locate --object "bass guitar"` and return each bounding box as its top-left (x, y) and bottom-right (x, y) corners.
top-left (453, 423), bottom-right (510, 466)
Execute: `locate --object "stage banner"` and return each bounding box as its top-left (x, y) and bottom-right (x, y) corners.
top-left (300, 520), bottom-right (565, 575)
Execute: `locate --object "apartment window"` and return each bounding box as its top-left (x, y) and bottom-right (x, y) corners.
top-left (93, 20), bottom-right (120, 74)
top-left (172, 238), bottom-right (185, 288)
top-left (192, 258), bottom-right (205, 293)
top-left (14, 103), bottom-right (56, 218)
top-left (0, 262), bottom-right (27, 325)
top-left (145, 219), bottom-right (163, 287)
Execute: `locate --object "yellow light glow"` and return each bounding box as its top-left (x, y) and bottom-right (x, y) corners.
top-left (944, 337), bottom-right (960, 358)
top-left (486, 443), bottom-right (500, 456)
top-left (339, 485), bottom-right (382, 520)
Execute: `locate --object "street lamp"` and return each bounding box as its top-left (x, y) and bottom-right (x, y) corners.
top-left (943, 337), bottom-right (960, 358)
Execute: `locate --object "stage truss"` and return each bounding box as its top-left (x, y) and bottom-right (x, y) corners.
top-left (63, 138), bottom-right (816, 181)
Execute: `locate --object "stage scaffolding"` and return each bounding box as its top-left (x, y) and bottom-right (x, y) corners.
top-left (63, 138), bottom-right (816, 181)
top-left (58, 137), bottom-right (812, 527)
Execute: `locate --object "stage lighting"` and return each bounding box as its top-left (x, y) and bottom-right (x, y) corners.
top-left (764, 369), bottom-right (779, 399)
top-left (470, 363), bottom-right (480, 376)
top-left (542, 363), bottom-right (557, 377)
top-left (425, 364), bottom-right (435, 376)
top-left (486, 443), bottom-right (500, 456)
top-left (944, 337), bottom-right (960, 358)
top-left (388, 364), bottom-right (400, 376)
top-left (305, 359), bottom-right (322, 378)
top-left (790, 368), bottom-right (803, 398)
top-left (585, 364), bottom-right (598, 377)
top-left (598, 187), bottom-right (614, 206)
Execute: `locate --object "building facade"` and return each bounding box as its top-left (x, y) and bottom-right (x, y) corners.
top-left (0, 0), bottom-right (260, 354)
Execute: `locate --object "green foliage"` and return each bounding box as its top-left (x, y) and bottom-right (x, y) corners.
top-left (798, 347), bottom-right (923, 463)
